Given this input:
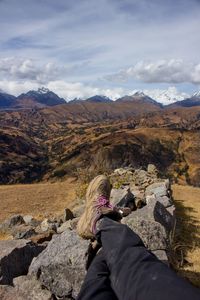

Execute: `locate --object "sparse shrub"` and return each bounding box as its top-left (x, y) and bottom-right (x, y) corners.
top-left (75, 182), bottom-right (88, 199)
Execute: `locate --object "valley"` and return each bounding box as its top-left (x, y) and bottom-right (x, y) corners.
top-left (0, 99), bottom-right (199, 186)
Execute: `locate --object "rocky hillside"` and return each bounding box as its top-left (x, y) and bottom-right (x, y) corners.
top-left (0, 167), bottom-right (176, 299)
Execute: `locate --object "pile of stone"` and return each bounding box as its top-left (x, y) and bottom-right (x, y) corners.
top-left (0, 165), bottom-right (176, 299)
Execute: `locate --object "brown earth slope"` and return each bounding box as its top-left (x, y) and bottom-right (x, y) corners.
top-left (0, 103), bottom-right (199, 185)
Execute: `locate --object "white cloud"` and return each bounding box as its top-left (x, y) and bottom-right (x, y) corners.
top-left (106, 59), bottom-right (200, 85)
top-left (0, 57), bottom-right (67, 83)
top-left (0, 80), bottom-right (39, 95)
top-left (0, 79), bottom-right (125, 100)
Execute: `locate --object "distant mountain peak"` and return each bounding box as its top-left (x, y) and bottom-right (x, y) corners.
top-left (86, 95), bottom-right (113, 102)
top-left (132, 91), bottom-right (146, 97)
top-left (38, 87), bottom-right (50, 94)
top-left (16, 88), bottom-right (66, 108)
top-left (142, 87), bottom-right (189, 105)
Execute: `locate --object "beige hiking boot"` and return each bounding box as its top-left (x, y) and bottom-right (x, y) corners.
top-left (77, 175), bottom-right (122, 239)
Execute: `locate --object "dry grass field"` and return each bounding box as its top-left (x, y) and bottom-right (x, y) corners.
top-left (0, 178), bottom-right (77, 223)
top-left (172, 184), bottom-right (200, 287)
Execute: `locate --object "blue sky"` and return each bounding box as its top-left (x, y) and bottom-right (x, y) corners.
top-left (0, 0), bottom-right (200, 101)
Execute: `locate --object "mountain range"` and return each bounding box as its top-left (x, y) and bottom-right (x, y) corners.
top-left (0, 88), bottom-right (200, 110)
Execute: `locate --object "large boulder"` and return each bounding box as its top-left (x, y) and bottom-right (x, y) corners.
top-left (123, 208), bottom-right (167, 251)
top-left (29, 229), bottom-right (89, 299)
top-left (0, 240), bottom-right (45, 285)
top-left (123, 198), bottom-right (175, 262)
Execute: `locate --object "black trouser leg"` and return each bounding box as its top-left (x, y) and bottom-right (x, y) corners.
top-left (77, 249), bottom-right (118, 300)
top-left (97, 217), bottom-right (200, 300)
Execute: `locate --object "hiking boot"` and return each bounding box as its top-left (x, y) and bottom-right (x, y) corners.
top-left (77, 175), bottom-right (122, 239)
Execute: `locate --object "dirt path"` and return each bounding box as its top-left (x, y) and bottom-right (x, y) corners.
top-left (172, 184), bottom-right (200, 287)
top-left (0, 178), bottom-right (78, 223)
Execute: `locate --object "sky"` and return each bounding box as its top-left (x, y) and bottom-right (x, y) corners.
top-left (0, 0), bottom-right (200, 101)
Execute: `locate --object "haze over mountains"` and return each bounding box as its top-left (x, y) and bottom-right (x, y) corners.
top-left (0, 87), bottom-right (200, 110)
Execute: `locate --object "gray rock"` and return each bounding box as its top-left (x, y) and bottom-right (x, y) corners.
top-left (23, 215), bottom-right (40, 227)
top-left (153, 202), bottom-right (176, 232)
top-left (113, 168), bottom-right (134, 176)
top-left (130, 184), bottom-right (146, 208)
top-left (0, 276), bottom-right (53, 300)
top-left (0, 239), bottom-right (45, 285)
top-left (10, 224), bottom-right (37, 239)
top-left (29, 229), bottom-right (89, 299)
top-left (151, 250), bottom-right (169, 264)
top-left (147, 164), bottom-right (158, 175)
top-left (155, 196), bottom-right (172, 208)
top-left (57, 220), bottom-right (72, 233)
top-left (13, 275), bottom-right (53, 300)
top-left (145, 181), bottom-right (168, 197)
top-left (110, 188), bottom-right (128, 206)
top-left (72, 204), bottom-right (85, 218)
top-left (2, 215), bottom-right (25, 228)
top-left (123, 209), bottom-right (167, 250)
top-left (135, 169), bottom-right (148, 181)
top-left (0, 285), bottom-right (17, 300)
top-left (57, 218), bottom-right (79, 234)
top-left (122, 196), bottom-right (175, 251)
top-left (39, 219), bottom-right (57, 233)
top-left (110, 188), bottom-right (136, 210)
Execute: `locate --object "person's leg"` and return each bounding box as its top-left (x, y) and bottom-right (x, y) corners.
top-left (77, 175), bottom-right (200, 300)
top-left (77, 249), bottom-right (118, 300)
top-left (96, 217), bottom-right (200, 300)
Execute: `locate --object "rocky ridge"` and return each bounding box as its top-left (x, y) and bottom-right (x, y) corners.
top-left (0, 165), bottom-right (176, 299)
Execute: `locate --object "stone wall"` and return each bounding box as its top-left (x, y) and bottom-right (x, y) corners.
top-left (0, 165), bottom-right (176, 299)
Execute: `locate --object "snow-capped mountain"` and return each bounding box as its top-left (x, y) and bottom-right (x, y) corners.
top-left (118, 91), bottom-right (157, 103)
top-left (37, 87), bottom-right (50, 94)
top-left (18, 88), bottom-right (66, 106)
top-left (141, 87), bottom-right (189, 105)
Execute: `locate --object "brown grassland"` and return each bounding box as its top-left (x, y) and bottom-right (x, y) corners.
top-left (172, 184), bottom-right (200, 287)
top-left (0, 178), bottom-right (77, 224)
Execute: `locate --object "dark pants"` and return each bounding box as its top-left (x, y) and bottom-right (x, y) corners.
top-left (77, 217), bottom-right (200, 300)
